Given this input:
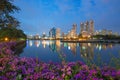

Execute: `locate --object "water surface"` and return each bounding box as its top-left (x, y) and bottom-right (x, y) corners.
top-left (20, 40), bottom-right (120, 68)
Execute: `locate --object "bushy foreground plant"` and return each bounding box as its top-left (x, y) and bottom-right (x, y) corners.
top-left (0, 42), bottom-right (120, 80)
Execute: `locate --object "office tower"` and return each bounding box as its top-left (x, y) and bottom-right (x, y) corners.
top-left (80, 22), bottom-right (84, 34)
top-left (72, 24), bottom-right (77, 37)
top-left (56, 28), bottom-right (60, 38)
top-left (49, 29), bottom-right (52, 37)
top-left (66, 24), bottom-right (77, 38)
top-left (49, 27), bottom-right (56, 38)
top-left (85, 21), bottom-right (89, 32)
top-left (73, 24), bottom-right (77, 30)
top-left (89, 20), bottom-right (94, 35)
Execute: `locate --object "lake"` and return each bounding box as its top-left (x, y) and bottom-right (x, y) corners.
top-left (20, 40), bottom-right (120, 68)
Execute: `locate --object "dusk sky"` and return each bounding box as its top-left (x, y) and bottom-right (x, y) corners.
top-left (13, 0), bottom-right (120, 35)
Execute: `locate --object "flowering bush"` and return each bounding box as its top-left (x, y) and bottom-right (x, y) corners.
top-left (0, 42), bottom-right (120, 80)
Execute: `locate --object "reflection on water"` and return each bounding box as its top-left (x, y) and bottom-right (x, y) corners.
top-left (28, 40), bottom-right (33, 47)
top-left (27, 40), bottom-right (115, 57)
top-left (80, 43), bottom-right (94, 60)
top-left (15, 41), bottom-right (26, 55)
top-left (34, 40), bottom-right (40, 47)
top-left (28, 40), bottom-right (114, 53)
top-left (23, 40), bottom-right (120, 68)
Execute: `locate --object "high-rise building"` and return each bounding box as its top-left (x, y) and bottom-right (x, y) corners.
top-left (56, 28), bottom-right (60, 39)
top-left (49, 29), bottom-right (52, 37)
top-left (66, 24), bottom-right (77, 38)
top-left (80, 22), bottom-right (84, 34)
top-left (73, 24), bottom-right (77, 31)
top-left (89, 20), bottom-right (94, 35)
top-left (85, 21), bottom-right (89, 32)
top-left (72, 24), bottom-right (77, 37)
top-left (80, 20), bottom-right (94, 37)
top-left (49, 27), bottom-right (56, 38)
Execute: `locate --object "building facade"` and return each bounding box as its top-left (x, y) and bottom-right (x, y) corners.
top-left (80, 22), bottom-right (84, 34)
top-left (80, 20), bottom-right (94, 37)
top-left (49, 27), bottom-right (56, 38)
top-left (56, 28), bottom-right (61, 39)
top-left (66, 24), bottom-right (77, 38)
top-left (89, 20), bottom-right (94, 35)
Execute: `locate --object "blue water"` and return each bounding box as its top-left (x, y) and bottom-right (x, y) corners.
top-left (20, 40), bottom-right (120, 67)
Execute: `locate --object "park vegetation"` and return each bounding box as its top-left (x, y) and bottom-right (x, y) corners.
top-left (0, 0), bottom-right (26, 41)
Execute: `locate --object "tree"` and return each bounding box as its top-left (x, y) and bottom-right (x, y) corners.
top-left (0, 0), bottom-right (27, 41)
top-left (0, 28), bottom-right (27, 40)
top-left (0, 0), bottom-right (20, 28)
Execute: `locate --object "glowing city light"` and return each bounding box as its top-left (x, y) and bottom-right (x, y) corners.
top-left (5, 37), bottom-right (8, 41)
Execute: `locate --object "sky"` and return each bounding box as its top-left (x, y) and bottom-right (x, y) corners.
top-left (13, 0), bottom-right (120, 35)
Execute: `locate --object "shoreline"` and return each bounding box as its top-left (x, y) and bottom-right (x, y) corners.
top-left (27, 39), bottom-right (120, 43)
top-left (61, 40), bottom-right (120, 43)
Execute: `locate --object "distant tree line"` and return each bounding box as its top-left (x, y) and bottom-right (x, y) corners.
top-left (0, 0), bottom-right (26, 41)
top-left (92, 35), bottom-right (120, 40)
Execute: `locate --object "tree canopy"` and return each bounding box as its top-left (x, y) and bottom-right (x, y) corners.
top-left (0, 27), bottom-right (27, 41)
top-left (0, 0), bottom-right (20, 28)
top-left (0, 0), bottom-right (27, 41)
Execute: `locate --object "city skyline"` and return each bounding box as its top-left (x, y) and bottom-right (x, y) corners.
top-left (13, 0), bottom-right (120, 35)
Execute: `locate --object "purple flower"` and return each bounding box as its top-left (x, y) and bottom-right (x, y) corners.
top-left (89, 69), bottom-right (97, 75)
top-left (62, 73), bottom-right (65, 78)
top-left (67, 66), bottom-right (71, 71)
top-left (67, 71), bottom-right (72, 75)
top-left (0, 76), bottom-right (8, 80)
top-left (81, 65), bottom-right (89, 70)
top-left (117, 70), bottom-right (120, 76)
top-left (74, 73), bottom-right (81, 79)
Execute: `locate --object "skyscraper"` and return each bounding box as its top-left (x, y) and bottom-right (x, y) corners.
top-left (89, 20), bottom-right (94, 35)
top-left (72, 24), bottom-right (77, 37)
top-left (80, 22), bottom-right (84, 34)
top-left (56, 28), bottom-right (60, 39)
top-left (85, 21), bottom-right (89, 32)
top-left (66, 24), bottom-right (77, 38)
top-left (49, 27), bottom-right (56, 38)
top-left (49, 29), bottom-right (52, 37)
top-left (80, 20), bottom-right (94, 38)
